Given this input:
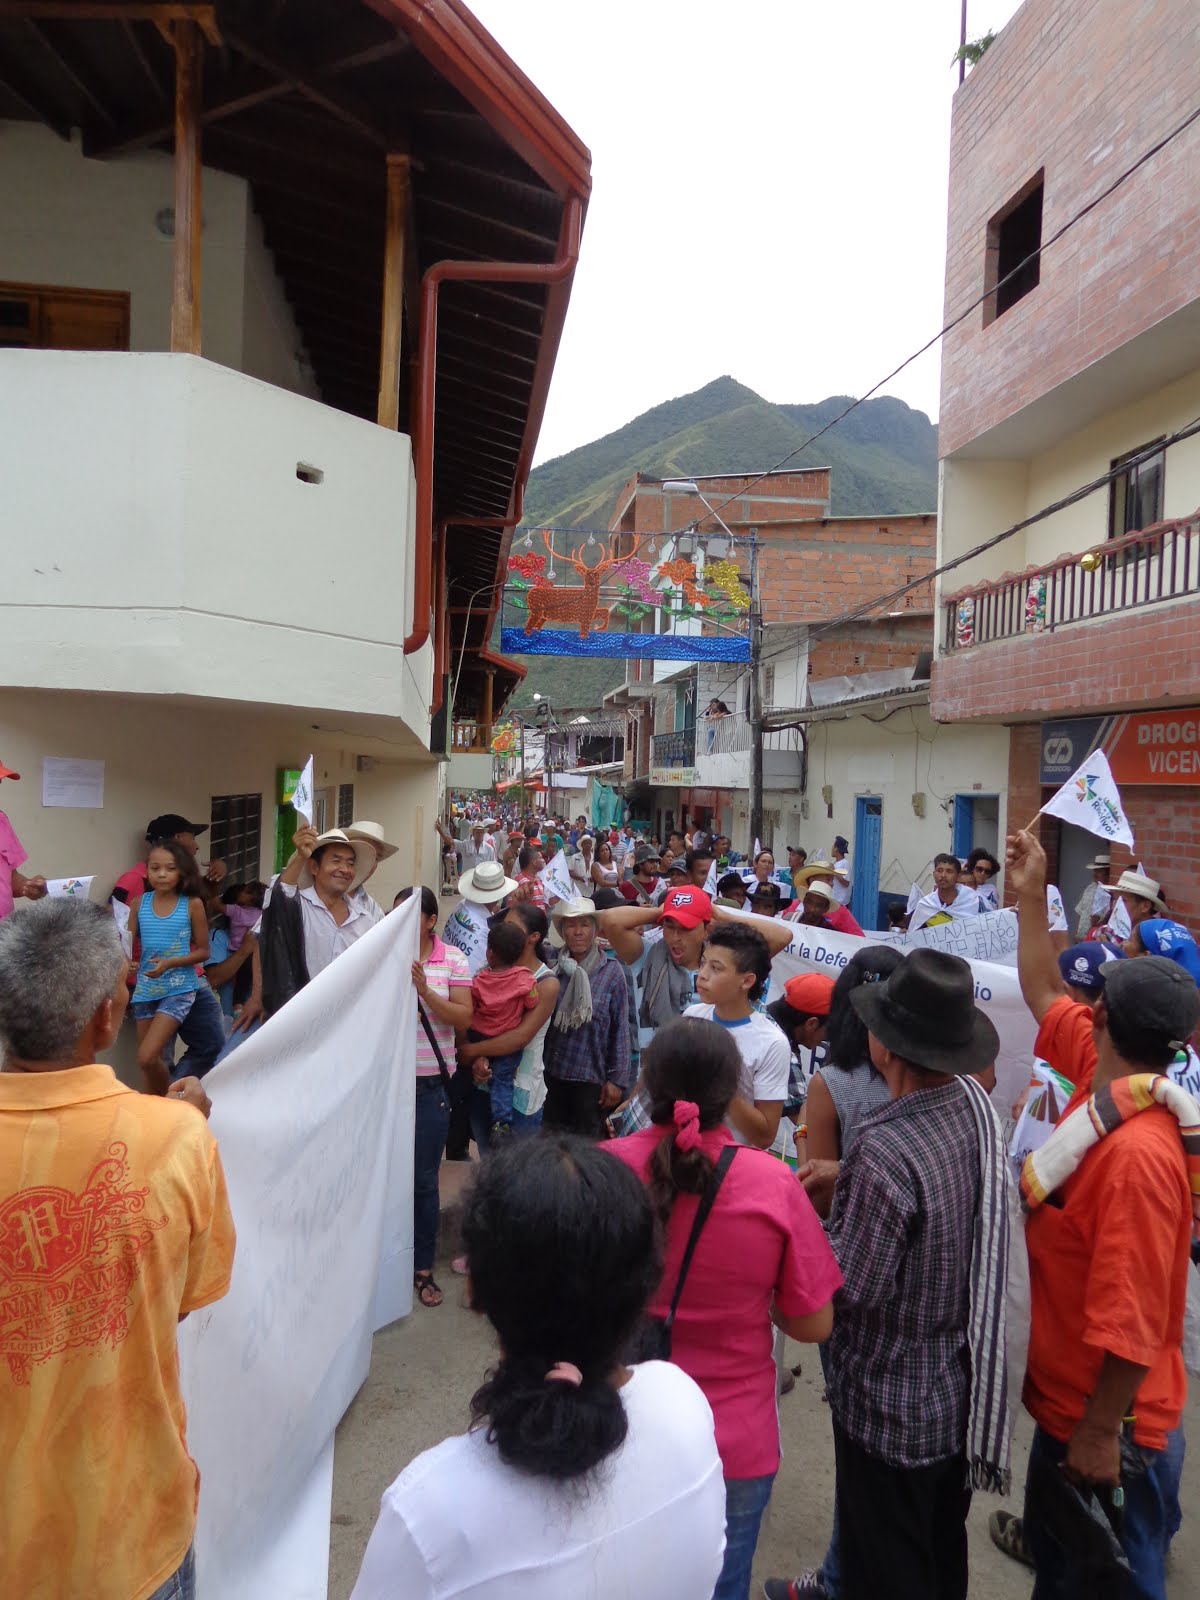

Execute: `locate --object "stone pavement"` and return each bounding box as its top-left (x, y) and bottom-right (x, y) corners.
top-left (328, 1157), bottom-right (1199, 1597)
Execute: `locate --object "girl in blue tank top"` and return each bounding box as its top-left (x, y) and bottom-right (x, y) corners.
top-left (129, 840), bottom-right (209, 1093)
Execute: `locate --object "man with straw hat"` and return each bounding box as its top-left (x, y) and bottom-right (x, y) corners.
top-left (444, 859), bottom-right (518, 978)
top-left (345, 819), bottom-right (399, 918)
top-left (768, 949), bottom-right (1009, 1600)
top-left (542, 896), bottom-right (632, 1138)
top-left (259, 826), bottom-right (379, 1015)
top-left (788, 865), bottom-right (865, 937)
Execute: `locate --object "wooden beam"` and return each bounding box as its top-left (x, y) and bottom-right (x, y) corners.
top-left (0, 3), bottom-right (221, 44)
top-left (0, 64), bottom-right (71, 138)
top-left (376, 154), bottom-right (410, 429)
top-left (169, 17), bottom-right (202, 353)
top-left (121, 16), bottom-right (167, 101)
top-left (24, 18), bottom-right (117, 126)
top-left (222, 28), bottom-right (387, 148)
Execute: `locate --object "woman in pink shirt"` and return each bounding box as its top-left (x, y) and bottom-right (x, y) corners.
top-left (609, 1017), bottom-right (841, 1600)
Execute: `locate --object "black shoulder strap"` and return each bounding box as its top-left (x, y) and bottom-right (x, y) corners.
top-left (663, 1143), bottom-right (737, 1334)
top-left (417, 1001), bottom-right (455, 1095)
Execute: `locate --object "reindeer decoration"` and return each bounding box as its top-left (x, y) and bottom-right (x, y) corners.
top-left (524, 531), bottom-right (644, 639)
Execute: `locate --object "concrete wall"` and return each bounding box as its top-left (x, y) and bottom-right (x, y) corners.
top-left (0, 119), bottom-right (315, 397)
top-left (0, 351), bottom-right (430, 735)
top-left (0, 689), bottom-right (443, 910)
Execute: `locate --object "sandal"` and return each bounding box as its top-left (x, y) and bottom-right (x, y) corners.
top-left (414, 1271), bottom-right (443, 1309)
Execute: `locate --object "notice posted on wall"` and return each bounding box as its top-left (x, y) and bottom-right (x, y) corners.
top-left (42, 757), bottom-right (105, 809)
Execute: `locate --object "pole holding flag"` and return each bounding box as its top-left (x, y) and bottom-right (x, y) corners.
top-left (1028, 749), bottom-right (1134, 849)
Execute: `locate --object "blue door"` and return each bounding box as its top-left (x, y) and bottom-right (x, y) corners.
top-left (851, 797), bottom-right (882, 930)
top-left (952, 795), bottom-right (974, 860)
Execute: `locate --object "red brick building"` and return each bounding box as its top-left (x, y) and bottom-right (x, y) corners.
top-left (931, 0), bottom-right (1200, 925)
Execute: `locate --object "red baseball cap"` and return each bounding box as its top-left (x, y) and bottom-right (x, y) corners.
top-left (659, 887), bottom-right (713, 929)
top-left (782, 972), bottom-right (836, 1016)
top-left (0, 757), bottom-right (20, 781)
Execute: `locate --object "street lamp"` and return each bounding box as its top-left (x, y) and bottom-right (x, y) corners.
top-left (661, 480), bottom-right (763, 853)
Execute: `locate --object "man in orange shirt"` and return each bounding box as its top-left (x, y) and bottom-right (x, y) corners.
top-left (1007, 828), bottom-right (1197, 1599)
top-left (0, 899), bottom-right (236, 1600)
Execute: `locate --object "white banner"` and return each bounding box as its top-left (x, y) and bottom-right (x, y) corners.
top-left (867, 906), bottom-right (1020, 968)
top-left (538, 848), bottom-right (574, 906)
top-left (179, 896), bottom-right (419, 1599)
top-left (760, 916), bottom-right (1036, 1113)
top-left (443, 897), bottom-right (491, 974)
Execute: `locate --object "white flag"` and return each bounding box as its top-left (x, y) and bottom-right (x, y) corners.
top-left (703, 857), bottom-right (719, 896)
top-left (1109, 897), bottom-right (1132, 940)
top-left (753, 838), bottom-right (761, 860)
top-left (1046, 884), bottom-right (1068, 932)
top-left (906, 880), bottom-right (922, 914)
top-left (291, 755), bottom-right (315, 827)
top-left (46, 875), bottom-right (94, 899)
top-left (1038, 749), bottom-right (1134, 849)
top-left (538, 849), bottom-right (575, 906)
top-left (110, 895), bottom-right (133, 958)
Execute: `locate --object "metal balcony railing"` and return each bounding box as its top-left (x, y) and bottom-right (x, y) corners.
top-left (651, 726), bottom-right (697, 767)
top-left (701, 709), bottom-right (751, 753)
top-left (941, 511), bottom-right (1200, 653)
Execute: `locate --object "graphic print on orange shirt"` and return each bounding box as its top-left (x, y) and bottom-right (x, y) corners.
top-left (0, 1141), bottom-right (167, 1384)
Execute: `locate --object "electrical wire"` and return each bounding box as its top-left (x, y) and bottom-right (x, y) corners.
top-left (672, 100), bottom-right (1200, 533)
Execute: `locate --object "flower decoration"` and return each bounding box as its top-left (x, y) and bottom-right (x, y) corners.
top-left (491, 723), bottom-right (517, 754)
top-left (611, 556), bottom-right (658, 604)
top-left (508, 551), bottom-right (549, 586)
top-left (704, 559), bottom-right (751, 612)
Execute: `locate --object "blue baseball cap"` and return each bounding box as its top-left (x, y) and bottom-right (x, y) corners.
top-left (1058, 941), bottom-right (1125, 994)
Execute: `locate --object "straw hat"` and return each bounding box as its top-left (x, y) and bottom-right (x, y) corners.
top-left (548, 895), bottom-right (601, 947)
top-left (345, 819), bottom-right (398, 860)
top-left (297, 829), bottom-right (376, 892)
top-left (1102, 869), bottom-right (1166, 913)
top-left (794, 860), bottom-right (837, 887)
top-left (458, 859), bottom-right (518, 905)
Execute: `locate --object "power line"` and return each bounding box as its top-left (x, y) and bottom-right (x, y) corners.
top-left (756, 418), bottom-right (1200, 668)
top-left (670, 100), bottom-right (1200, 534)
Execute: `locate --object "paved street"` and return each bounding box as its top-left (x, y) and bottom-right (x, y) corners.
top-left (329, 1160), bottom-right (1200, 1598)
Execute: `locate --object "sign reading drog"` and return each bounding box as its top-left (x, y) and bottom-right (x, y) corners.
top-left (1040, 708), bottom-right (1200, 787)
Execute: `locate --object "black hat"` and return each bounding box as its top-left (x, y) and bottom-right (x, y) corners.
top-left (749, 881), bottom-right (782, 907)
top-left (850, 948), bottom-right (999, 1076)
top-left (1104, 956), bottom-right (1200, 1051)
top-left (146, 812), bottom-right (208, 842)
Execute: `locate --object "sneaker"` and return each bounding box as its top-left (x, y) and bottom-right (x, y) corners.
top-left (763, 1575), bottom-right (828, 1600)
top-left (489, 1120), bottom-right (513, 1141)
top-left (988, 1510), bottom-right (1034, 1570)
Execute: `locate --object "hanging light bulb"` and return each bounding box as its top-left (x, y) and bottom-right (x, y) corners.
top-left (523, 529), bottom-right (533, 548)
top-left (648, 536), bottom-right (657, 557)
top-left (586, 531), bottom-right (596, 547)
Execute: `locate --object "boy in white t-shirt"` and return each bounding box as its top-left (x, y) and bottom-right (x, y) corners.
top-left (685, 921), bottom-right (790, 1149)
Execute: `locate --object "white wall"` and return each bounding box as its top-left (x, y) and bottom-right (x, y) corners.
top-left (0, 351), bottom-right (430, 737)
top-left (0, 119), bottom-right (314, 397)
top-left (0, 689), bottom-right (443, 910)
top-left (773, 705), bottom-right (1010, 896)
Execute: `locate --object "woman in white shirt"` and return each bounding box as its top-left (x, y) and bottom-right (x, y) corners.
top-left (351, 1138), bottom-right (727, 1600)
top-left (591, 838), bottom-right (619, 892)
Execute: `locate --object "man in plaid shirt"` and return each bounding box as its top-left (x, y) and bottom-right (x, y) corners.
top-left (542, 898), bottom-right (632, 1137)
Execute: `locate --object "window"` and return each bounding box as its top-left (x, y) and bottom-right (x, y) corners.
top-left (337, 782), bottom-right (355, 828)
top-left (0, 281), bottom-right (130, 351)
top-left (983, 172), bottom-right (1043, 325)
top-left (209, 793), bottom-right (263, 883)
top-left (1108, 439), bottom-right (1165, 541)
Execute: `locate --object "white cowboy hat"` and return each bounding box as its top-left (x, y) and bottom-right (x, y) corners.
top-left (345, 819), bottom-right (399, 860)
top-left (458, 859), bottom-right (518, 905)
top-left (298, 829), bottom-right (376, 892)
top-left (1103, 870), bottom-right (1166, 912)
top-left (548, 895), bottom-right (600, 947)
top-left (1085, 853), bottom-right (1112, 871)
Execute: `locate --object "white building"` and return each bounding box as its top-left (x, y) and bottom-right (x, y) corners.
top-left (0, 2), bottom-right (589, 901)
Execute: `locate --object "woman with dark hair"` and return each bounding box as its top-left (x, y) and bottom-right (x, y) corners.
top-left (591, 837), bottom-right (619, 891)
top-left (801, 946), bottom-right (906, 1217)
top-left (609, 1018), bottom-right (840, 1600)
top-left (351, 1137), bottom-right (727, 1598)
top-left (966, 847), bottom-right (1002, 911)
top-left (399, 885), bottom-right (473, 1308)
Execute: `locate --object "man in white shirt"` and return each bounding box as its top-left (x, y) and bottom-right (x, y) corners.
top-left (908, 852), bottom-right (985, 932)
top-left (830, 837), bottom-right (853, 904)
top-left (479, 820), bottom-right (501, 865)
top-left (274, 826), bottom-right (380, 978)
top-left (685, 921), bottom-right (790, 1148)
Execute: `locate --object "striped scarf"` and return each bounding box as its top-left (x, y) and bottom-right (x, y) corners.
top-left (961, 1075), bottom-right (1012, 1493)
top-left (1022, 1072), bottom-right (1200, 1227)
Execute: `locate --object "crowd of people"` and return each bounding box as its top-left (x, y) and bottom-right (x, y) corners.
top-left (2, 755), bottom-right (1198, 1600)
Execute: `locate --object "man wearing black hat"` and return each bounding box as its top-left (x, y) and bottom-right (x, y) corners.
top-left (1006, 828), bottom-right (1199, 1599)
top-left (769, 948), bottom-right (1009, 1600)
top-left (112, 813), bottom-right (226, 905)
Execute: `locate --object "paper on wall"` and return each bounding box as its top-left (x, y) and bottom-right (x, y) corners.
top-left (41, 756), bottom-right (104, 809)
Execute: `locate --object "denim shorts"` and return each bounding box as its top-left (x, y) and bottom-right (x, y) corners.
top-left (131, 991), bottom-right (198, 1024)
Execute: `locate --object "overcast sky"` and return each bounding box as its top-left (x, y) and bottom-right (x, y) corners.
top-left (468, 0), bottom-right (1024, 464)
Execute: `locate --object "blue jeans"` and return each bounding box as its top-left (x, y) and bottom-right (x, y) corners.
top-left (414, 1079), bottom-right (450, 1273)
top-left (714, 1473), bottom-right (776, 1600)
top-left (172, 984), bottom-right (226, 1081)
top-left (1024, 1424), bottom-right (1181, 1600)
top-left (148, 1545), bottom-right (195, 1600)
top-left (488, 1048), bottom-right (521, 1125)
top-left (467, 1079), bottom-right (541, 1152)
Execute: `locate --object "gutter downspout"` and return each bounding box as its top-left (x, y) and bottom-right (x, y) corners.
top-left (429, 520), bottom-right (448, 715)
top-left (404, 193), bottom-right (584, 654)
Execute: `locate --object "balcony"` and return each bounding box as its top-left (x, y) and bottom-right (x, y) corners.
top-left (0, 351), bottom-right (431, 740)
top-left (650, 726), bottom-right (698, 783)
top-left (452, 719), bottom-right (494, 753)
top-left (932, 511), bottom-right (1200, 723)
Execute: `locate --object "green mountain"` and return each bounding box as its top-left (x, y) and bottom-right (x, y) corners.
top-left (501, 378), bottom-right (938, 712)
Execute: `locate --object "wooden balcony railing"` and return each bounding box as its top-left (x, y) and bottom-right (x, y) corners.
top-left (452, 719), bottom-right (492, 753)
top-left (941, 510), bottom-right (1200, 654)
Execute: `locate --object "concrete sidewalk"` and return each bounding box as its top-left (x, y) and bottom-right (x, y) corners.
top-left (329, 1162), bottom-right (1198, 1598)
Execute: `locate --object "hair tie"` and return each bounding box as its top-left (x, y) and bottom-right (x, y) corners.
top-left (673, 1099), bottom-right (702, 1152)
top-left (544, 1362), bottom-right (583, 1387)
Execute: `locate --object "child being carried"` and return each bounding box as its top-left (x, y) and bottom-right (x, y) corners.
top-left (468, 921), bottom-right (539, 1141)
